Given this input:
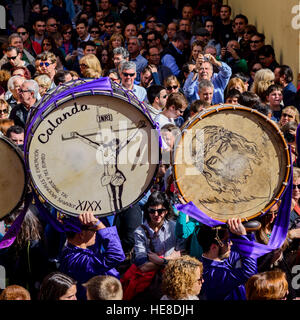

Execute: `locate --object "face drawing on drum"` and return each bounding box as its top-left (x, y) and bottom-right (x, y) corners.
top-left (191, 125), bottom-right (263, 196)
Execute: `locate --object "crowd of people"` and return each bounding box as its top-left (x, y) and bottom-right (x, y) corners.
top-left (0, 0), bottom-right (300, 301)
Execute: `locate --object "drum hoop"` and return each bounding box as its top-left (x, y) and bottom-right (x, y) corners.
top-left (173, 104), bottom-right (291, 222)
top-left (0, 137), bottom-right (27, 220)
top-left (25, 86), bottom-right (161, 218)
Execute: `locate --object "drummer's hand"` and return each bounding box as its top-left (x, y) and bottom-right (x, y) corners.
top-left (79, 211), bottom-right (106, 230)
top-left (227, 218), bottom-right (246, 236)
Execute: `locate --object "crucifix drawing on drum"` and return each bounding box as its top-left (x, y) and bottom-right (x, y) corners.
top-left (174, 106), bottom-right (290, 222)
top-left (26, 92), bottom-right (160, 217)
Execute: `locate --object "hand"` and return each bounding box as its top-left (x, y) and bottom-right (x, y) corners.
top-left (288, 228), bottom-right (300, 240)
top-left (165, 250), bottom-right (181, 260)
top-left (204, 53), bottom-right (222, 67)
top-left (79, 211), bottom-right (105, 230)
top-left (148, 64), bottom-right (157, 74)
top-left (226, 47), bottom-right (239, 60)
top-left (148, 251), bottom-right (164, 265)
top-left (227, 218), bottom-right (247, 236)
top-left (195, 53), bottom-right (205, 71)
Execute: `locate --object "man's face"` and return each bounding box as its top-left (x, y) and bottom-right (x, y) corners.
top-left (124, 24), bottom-right (137, 40)
top-left (10, 37), bottom-right (23, 51)
top-left (46, 18), bottom-right (58, 34)
top-left (217, 231), bottom-right (232, 260)
top-left (227, 40), bottom-right (239, 51)
top-left (141, 70), bottom-right (152, 87)
top-left (19, 82), bottom-right (35, 106)
top-left (182, 6), bottom-right (193, 20)
top-left (148, 48), bottom-right (160, 65)
top-left (9, 132), bottom-right (24, 145)
top-left (95, 11), bottom-right (104, 22)
top-left (250, 35), bottom-right (264, 52)
top-left (120, 68), bottom-right (136, 89)
top-left (196, 34), bottom-right (209, 45)
top-left (104, 21), bottom-right (115, 35)
top-left (11, 78), bottom-right (25, 99)
top-left (40, 59), bottom-right (56, 78)
top-left (157, 89), bottom-right (168, 108)
top-left (33, 20), bottom-right (46, 36)
top-left (76, 23), bottom-right (88, 38)
top-left (100, 0), bottom-right (110, 10)
top-left (274, 67), bottom-right (281, 84)
top-left (17, 27), bottom-right (29, 43)
top-left (220, 7), bottom-right (231, 21)
top-left (167, 23), bottom-right (177, 40)
top-left (84, 45), bottom-right (96, 55)
top-left (127, 38), bottom-right (139, 55)
top-left (6, 49), bottom-right (22, 67)
top-left (234, 18), bottom-right (246, 35)
top-left (147, 34), bottom-right (157, 49)
top-left (113, 54), bottom-right (124, 67)
top-left (259, 54), bottom-right (273, 68)
top-left (199, 86), bottom-right (213, 104)
top-left (226, 96), bottom-right (239, 104)
top-left (179, 19), bottom-right (191, 33)
top-left (199, 62), bottom-right (213, 80)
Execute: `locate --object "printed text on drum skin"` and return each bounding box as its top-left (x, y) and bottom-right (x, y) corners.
top-left (37, 102), bottom-right (90, 144)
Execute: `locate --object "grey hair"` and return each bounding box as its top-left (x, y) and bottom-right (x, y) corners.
top-left (198, 79), bottom-right (214, 91)
top-left (23, 79), bottom-right (40, 99)
top-left (113, 47), bottom-right (130, 59)
top-left (128, 36), bottom-right (141, 47)
top-left (7, 76), bottom-right (24, 91)
top-left (204, 44), bottom-right (217, 53)
top-left (8, 33), bottom-right (22, 45)
top-left (119, 60), bottom-right (136, 73)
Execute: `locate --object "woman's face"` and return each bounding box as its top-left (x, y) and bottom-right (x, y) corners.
top-left (243, 29), bottom-right (254, 42)
top-left (63, 29), bottom-right (72, 41)
top-left (205, 21), bottom-right (214, 35)
top-left (279, 108), bottom-right (296, 127)
top-left (190, 267), bottom-right (203, 296)
top-left (101, 50), bottom-right (108, 64)
top-left (266, 203), bottom-right (279, 225)
top-left (148, 204), bottom-right (168, 227)
top-left (114, 22), bottom-right (122, 34)
top-left (112, 37), bottom-right (122, 48)
top-left (192, 45), bottom-right (202, 61)
top-left (59, 285), bottom-right (77, 300)
top-left (166, 80), bottom-right (179, 94)
top-left (42, 40), bottom-right (52, 51)
top-left (293, 177), bottom-right (300, 202)
top-left (0, 103), bottom-right (9, 119)
top-left (250, 63), bottom-right (262, 80)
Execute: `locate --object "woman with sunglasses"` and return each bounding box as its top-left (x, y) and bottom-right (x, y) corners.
top-left (0, 99), bottom-right (11, 120)
top-left (41, 36), bottom-right (65, 70)
top-left (164, 75), bottom-right (181, 95)
top-left (161, 256), bottom-right (204, 300)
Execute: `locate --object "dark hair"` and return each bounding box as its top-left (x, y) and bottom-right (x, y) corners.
top-left (197, 224), bottom-right (228, 253)
top-left (82, 40), bottom-right (96, 50)
top-left (190, 99), bottom-right (210, 113)
top-left (281, 121), bottom-right (298, 143)
top-left (143, 191), bottom-right (174, 223)
top-left (279, 65), bottom-right (294, 83)
top-left (38, 272), bottom-right (77, 300)
top-left (220, 4), bottom-right (231, 14)
top-left (258, 45), bottom-right (275, 58)
top-left (251, 32), bottom-right (265, 42)
top-left (147, 84), bottom-right (166, 104)
top-left (265, 84), bottom-right (283, 96)
top-left (173, 30), bottom-right (190, 43)
top-left (234, 14), bottom-right (248, 25)
top-left (238, 91), bottom-right (261, 107)
top-left (6, 125), bottom-right (24, 137)
top-left (76, 18), bottom-right (89, 27)
top-left (251, 102), bottom-right (271, 117)
top-left (232, 72), bottom-right (250, 84)
top-left (53, 70), bottom-right (72, 85)
top-left (225, 88), bottom-right (241, 100)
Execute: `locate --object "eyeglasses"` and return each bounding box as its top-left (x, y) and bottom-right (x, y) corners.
top-left (161, 95), bottom-right (168, 99)
top-left (18, 32), bottom-right (28, 35)
top-left (147, 38), bottom-right (156, 42)
top-left (293, 184), bottom-right (300, 189)
top-left (148, 208), bottom-right (167, 214)
top-left (167, 85), bottom-right (178, 90)
top-left (122, 72), bottom-right (135, 77)
top-left (20, 89), bottom-right (32, 93)
top-left (0, 109), bottom-right (8, 114)
top-left (148, 20), bottom-right (156, 23)
top-left (177, 109), bottom-right (185, 114)
top-left (250, 40), bottom-right (262, 44)
top-left (115, 25), bottom-right (122, 29)
top-left (105, 24), bottom-right (114, 28)
top-left (64, 31), bottom-right (72, 35)
top-left (7, 56), bottom-right (18, 60)
top-left (43, 43), bottom-right (51, 46)
top-left (90, 30), bottom-right (100, 33)
top-left (281, 113), bottom-right (294, 119)
top-left (40, 62), bottom-right (52, 67)
top-left (48, 24), bottom-right (57, 27)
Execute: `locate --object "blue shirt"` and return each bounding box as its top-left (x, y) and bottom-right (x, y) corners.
top-left (183, 62), bottom-right (232, 104)
top-left (131, 54), bottom-right (148, 82)
top-left (161, 45), bottom-right (183, 77)
top-left (130, 84), bottom-right (147, 103)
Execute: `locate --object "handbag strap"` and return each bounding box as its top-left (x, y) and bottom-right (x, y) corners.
top-left (141, 224), bottom-right (155, 252)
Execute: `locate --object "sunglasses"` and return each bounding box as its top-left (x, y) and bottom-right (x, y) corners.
top-left (293, 184), bottom-right (300, 189)
top-left (80, 63), bottom-right (88, 68)
top-left (40, 62), bottom-right (52, 67)
top-left (90, 30), bottom-right (100, 33)
top-left (0, 109), bottom-right (8, 114)
top-left (115, 25), bottom-right (122, 29)
top-left (162, 94), bottom-right (168, 99)
top-left (148, 20), bottom-right (156, 23)
top-left (147, 38), bottom-right (156, 42)
top-left (49, 24), bottom-right (57, 27)
top-left (250, 40), bottom-right (262, 44)
top-left (252, 68), bottom-right (261, 72)
top-left (18, 32), bottom-right (28, 35)
top-left (7, 56), bottom-right (18, 60)
top-left (122, 72), bottom-right (135, 77)
top-left (148, 208), bottom-right (167, 214)
top-left (167, 85), bottom-right (178, 90)
top-left (105, 24), bottom-right (114, 28)
top-left (64, 31), bottom-right (72, 34)
top-left (281, 113), bottom-right (294, 119)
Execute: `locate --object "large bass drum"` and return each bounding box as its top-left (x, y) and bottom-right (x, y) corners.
top-left (0, 135), bottom-right (27, 220)
top-left (25, 78), bottom-right (161, 217)
top-left (173, 104), bottom-right (291, 222)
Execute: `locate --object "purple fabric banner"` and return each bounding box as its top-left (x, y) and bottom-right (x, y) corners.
top-left (175, 163), bottom-right (293, 259)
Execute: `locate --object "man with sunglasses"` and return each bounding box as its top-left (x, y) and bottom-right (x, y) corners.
top-left (119, 61), bottom-right (147, 102)
top-left (46, 16), bottom-right (58, 37)
top-left (17, 25), bottom-right (42, 57)
top-left (1, 46), bottom-right (35, 78)
top-left (198, 218), bottom-right (257, 300)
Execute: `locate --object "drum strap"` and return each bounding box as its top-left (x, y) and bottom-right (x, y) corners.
top-left (141, 225), bottom-right (155, 253)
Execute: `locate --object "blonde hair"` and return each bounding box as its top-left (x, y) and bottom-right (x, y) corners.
top-left (279, 106), bottom-right (300, 126)
top-left (251, 69), bottom-right (275, 101)
top-left (34, 74), bottom-right (52, 91)
top-left (293, 167), bottom-right (300, 182)
top-left (83, 275), bottom-right (123, 300)
top-left (245, 270), bottom-right (288, 300)
top-left (162, 255), bottom-right (203, 300)
top-left (0, 119), bottom-right (14, 134)
top-left (80, 54), bottom-right (102, 78)
top-left (109, 33), bottom-right (125, 51)
top-left (226, 77), bottom-right (247, 95)
top-left (164, 75), bottom-right (180, 89)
